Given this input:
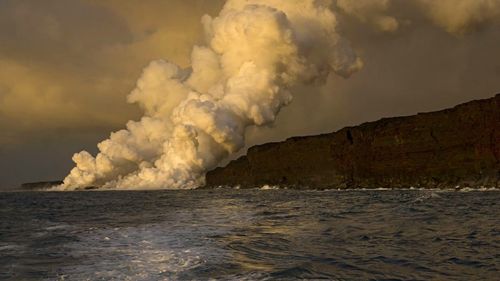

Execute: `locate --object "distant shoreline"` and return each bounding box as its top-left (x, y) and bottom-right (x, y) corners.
top-left (7, 186), bottom-right (500, 193)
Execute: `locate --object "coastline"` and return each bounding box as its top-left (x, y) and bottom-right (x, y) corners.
top-left (205, 94), bottom-right (500, 190)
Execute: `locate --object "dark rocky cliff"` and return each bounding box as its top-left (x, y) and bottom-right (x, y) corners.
top-left (20, 181), bottom-right (63, 190)
top-left (205, 94), bottom-right (500, 189)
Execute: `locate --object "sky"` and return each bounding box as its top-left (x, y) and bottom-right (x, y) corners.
top-left (1, 0), bottom-right (499, 189)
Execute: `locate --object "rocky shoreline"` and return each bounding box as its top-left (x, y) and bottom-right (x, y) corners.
top-left (20, 181), bottom-right (63, 191)
top-left (205, 94), bottom-right (500, 190)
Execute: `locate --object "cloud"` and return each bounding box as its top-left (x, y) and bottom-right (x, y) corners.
top-left (0, 0), bottom-right (499, 189)
top-left (336, 0), bottom-right (399, 32)
top-left (0, 0), bottom-right (224, 146)
top-left (334, 0), bottom-right (500, 35)
top-left (416, 0), bottom-right (500, 35)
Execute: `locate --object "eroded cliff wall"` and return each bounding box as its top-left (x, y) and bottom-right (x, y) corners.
top-left (206, 94), bottom-right (500, 189)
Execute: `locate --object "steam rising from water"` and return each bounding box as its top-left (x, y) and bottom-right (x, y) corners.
top-left (60, 0), bottom-right (362, 190)
top-left (59, 0), bottom-right (499, 190)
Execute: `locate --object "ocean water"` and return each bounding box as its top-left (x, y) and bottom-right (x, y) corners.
top-left (0, 189), bottom-right (499, 280)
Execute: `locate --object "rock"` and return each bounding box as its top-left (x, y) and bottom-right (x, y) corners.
top-left (205, 94), bottom-right (500, 189)
top-left (20, 181), bottom-right (63, 190)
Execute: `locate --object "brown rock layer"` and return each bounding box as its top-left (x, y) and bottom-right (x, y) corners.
top-left (205, 94), bottom-right (500, 189)
top-left (20, 181), bottom-right (63, 190)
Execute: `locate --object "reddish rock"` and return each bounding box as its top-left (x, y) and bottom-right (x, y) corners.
top-left (205, 94), bottom-right (500, 189)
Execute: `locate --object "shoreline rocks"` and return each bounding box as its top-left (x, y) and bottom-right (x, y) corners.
top-left (20, 181), bottom-right (63, 191)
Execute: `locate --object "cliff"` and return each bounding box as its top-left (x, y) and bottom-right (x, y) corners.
top-left (20, 181), bottom-right (63, 190)
top-left (205, 94), bottom-right (500, 189)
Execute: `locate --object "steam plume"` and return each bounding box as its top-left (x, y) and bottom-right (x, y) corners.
top-left (59, 0), bottom-right (362, 190)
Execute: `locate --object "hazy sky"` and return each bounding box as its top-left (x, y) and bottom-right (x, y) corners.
top-left (1, 0), bottom-right (499, 189)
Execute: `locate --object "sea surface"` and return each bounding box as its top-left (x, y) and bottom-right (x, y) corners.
top-left (0, 189), bottom-right (499, 280)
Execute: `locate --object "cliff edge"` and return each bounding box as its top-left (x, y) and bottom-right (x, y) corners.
top-left (205, 94), bottom-right (500, 189)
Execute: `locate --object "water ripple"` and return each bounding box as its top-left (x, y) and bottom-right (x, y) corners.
top-left (0, 189), bottom-right (499, 280)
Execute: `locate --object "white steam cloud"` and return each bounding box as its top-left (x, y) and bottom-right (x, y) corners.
top-left (59, 0), bottom-right (499, 190)
top-left (59, 0), bottom-right (362, 190)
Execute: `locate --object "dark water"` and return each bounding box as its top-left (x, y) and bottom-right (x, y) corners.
top-left (0, 189), bottom-right (499, 280)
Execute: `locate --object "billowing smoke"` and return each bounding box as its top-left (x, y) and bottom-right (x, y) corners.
top-left (58, 0), bottom-right (499, 190)
top-left (58, 0), bottom-right (362, 190)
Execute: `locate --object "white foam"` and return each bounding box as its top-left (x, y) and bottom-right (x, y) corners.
top-left (58, 223), bottom-right (222, 280)
top-left (0, 244), bottom-right (24, 252)
top-left (260, 184), bottom-right (280, 190)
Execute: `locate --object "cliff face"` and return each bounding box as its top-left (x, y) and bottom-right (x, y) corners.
top-left (20, 181), bottom-right (63, 190)
top-left (205, 94), bottom-right (500, 189)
